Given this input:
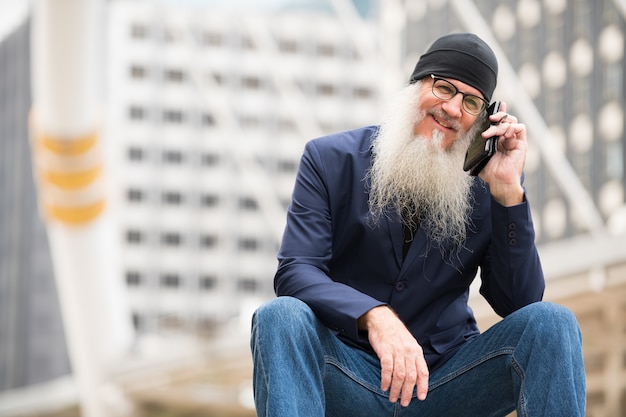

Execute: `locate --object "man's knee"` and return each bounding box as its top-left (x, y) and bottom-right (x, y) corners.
top-left (251, 296), bottom-right (331, 365)
top-left (523, 301), bottom-right (577, 323)
top-left (252, 296), bottom-right (315, 336)
top-left (520, 302), bottom-right (581, 343)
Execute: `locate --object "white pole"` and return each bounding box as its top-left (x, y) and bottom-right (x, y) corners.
top-left (30, 1), bottom-right (133, 416)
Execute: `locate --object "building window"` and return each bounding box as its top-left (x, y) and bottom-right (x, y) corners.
top-left (126, 229), bottom-right (144, 244)
top-left (317, 43), bottom-right (335, 57)
top-left (280, 197), bottom-right (291, 209)
top-left (198, 316), bottom-right (219, 334)
top-left (199, 234), bottom-right (217, 248)
top-left (200, 194), bottom-right (219, 207)
top-left (199, 275), bottom-right (217, 291)
top-left (238, 277), bottom-right (258, 293)
top-left (131, 24), bottom-right (148, 40)
top-left (354, 86), bottom-right (373, 99)
top-left (243, 76), bottom-right (261, 90)
top-left (161, 273), bottom-right (181, 288)
top-left (158, 313), bottom-right (183, 329)
top-left (127, 188), bottom-right (144, 202)
top-left (165, 69), bottom-right (185, 83)
top-left (317, 83), bottom-right (336, 96)
top-left (201, 153), bottom-right (220, 166)
top-left (239, 196), bottom-right (258, 211)
top-left (201, 113), bottom-right (216, 126)
top-left (131, 312), bottom-right (144, 331)
top-left (130, 65), bottom-right (147, 79)
top-left (129, 106), bottom-right (146, 121)
top-left (128, 147), bottom-right (144, 161)
top-left (278, 118), bottom-right (296, 133)
top-left (238, 237), bottom-right (259, 251)
top-left (163, 150), bottom-right (184, 164)
top-left (277, 159), bottom-right (298, 173)
top-left (161, 232), bottom-right (182, 247)
top-left (203, 31), bottom-right (222, 47)
top-left (163, 109), bottom-right (184, 124)
top-left (163, 191), bottom-right (183, 205)
top-left (126, 271), bottom-right (142, 287)
top-left (279, 39), bottom-right (297, 54)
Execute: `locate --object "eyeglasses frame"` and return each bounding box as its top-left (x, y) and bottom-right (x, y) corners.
top-left (429, 74), bottom-right (488, 115)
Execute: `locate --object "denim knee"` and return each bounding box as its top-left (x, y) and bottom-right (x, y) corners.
top-left (524, 301), bottom-right (578, 325)
top-left (518, 301), bottom-right (582, 344)
top-left (252, 296), bottom-right (314, 337)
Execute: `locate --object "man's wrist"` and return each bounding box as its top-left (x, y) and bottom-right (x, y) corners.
top-left (491, 184), bottom-right (524, 207)
top-left (357, 305), bottom-right (391, 331)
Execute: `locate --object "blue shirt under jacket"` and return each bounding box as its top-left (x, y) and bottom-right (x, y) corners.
top-left (274, 125), bottom-right (545, 370)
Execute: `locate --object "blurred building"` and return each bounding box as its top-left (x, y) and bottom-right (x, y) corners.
top-left (0, 17), bottom-right (71, 392)
top-left (104, 0), bottom-right (383, 337)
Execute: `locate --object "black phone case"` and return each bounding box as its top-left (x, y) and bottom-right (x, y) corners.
top-left (463, 101), bottom-right (501, 176)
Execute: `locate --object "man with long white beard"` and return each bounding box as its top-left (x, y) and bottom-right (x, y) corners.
top-left (251, 33), bottom-right (586, 417)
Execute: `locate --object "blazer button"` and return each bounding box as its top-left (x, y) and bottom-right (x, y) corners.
top-left (508, 222), bottom-right (517, 230)
top-left (395, 281), bottom-right (407, 292)
top-left (331, 325), bottom-right (344, 333)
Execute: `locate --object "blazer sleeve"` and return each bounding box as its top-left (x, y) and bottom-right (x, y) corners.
top-left (478, 195), bottom-right (546, 317)
top-left (274, 139), bottom-right (384, 340)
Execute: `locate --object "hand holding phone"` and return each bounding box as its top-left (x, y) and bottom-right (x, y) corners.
top-left (463, 101), bottom-right (502, 176)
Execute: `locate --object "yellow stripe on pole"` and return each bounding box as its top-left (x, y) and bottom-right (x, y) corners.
top-left (38, 131), bottom-right (98, 156)
top-left (44, 199), bottom-right (106, 225)
top-left (29, 113), bottom-right (106, 225)
top-left (43, 165), bottom-right (102, 190)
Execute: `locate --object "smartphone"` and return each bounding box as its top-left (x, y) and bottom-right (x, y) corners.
top-left (463, 101), bottom-right (502, 176)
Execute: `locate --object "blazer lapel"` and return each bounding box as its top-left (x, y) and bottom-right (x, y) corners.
top-left (386, 216), bottom-right (404, 268)
top-left (401, 227), bottom-right (428, 273)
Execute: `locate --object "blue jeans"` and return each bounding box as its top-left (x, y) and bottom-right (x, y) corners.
top-left (250, 297), bottom-right (585, 417)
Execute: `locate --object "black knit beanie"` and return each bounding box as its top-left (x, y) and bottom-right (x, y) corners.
top-left (409, 33), bottom-right (498, 102)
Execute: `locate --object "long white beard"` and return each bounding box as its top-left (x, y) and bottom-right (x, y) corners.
top-left (367, 82), bottom-right (483, 252)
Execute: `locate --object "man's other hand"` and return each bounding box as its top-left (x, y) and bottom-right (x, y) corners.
top-left (358, 305), bottom-right (429, 406)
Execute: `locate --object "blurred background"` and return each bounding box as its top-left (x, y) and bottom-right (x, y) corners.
top-left (0, 0), bottom-right (625, 416)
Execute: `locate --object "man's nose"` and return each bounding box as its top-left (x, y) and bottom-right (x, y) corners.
top-left (441, 93), bottom-right (463, 118)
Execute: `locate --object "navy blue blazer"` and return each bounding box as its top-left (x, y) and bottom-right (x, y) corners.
top-left (275, 126), bottom-right (545, 370)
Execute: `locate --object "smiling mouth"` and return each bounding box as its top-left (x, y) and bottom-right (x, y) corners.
top-left (432, 114), bottom-right (454, 130)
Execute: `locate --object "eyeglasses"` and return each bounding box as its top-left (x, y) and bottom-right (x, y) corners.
top-left (430, 74), bottom-right (488, 115)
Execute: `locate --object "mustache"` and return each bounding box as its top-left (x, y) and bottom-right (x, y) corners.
top-left (427, 108), bottom-right (462, 131)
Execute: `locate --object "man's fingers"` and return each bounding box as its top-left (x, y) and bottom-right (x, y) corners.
top-left (399, 360), bottom-right (417, 406)
top-left (398, 356), bottom-right (428, 406)
top-left (387, 356), bottom-right (428, 407)
top-left (363, 306), bottom-right (430, 407)
top-left (415, 356), bottom-right (429, 401)
top-left (387, 359), bottom-right (405, 403)
top-left (380, 354), bottom-right (393, 392)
